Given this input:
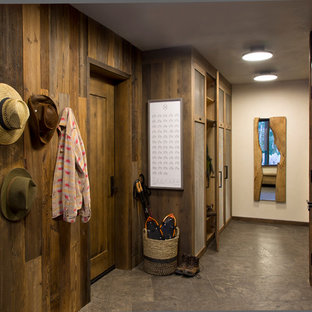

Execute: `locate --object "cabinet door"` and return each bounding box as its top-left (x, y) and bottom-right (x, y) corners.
top-left (226, 93), bottom-right (231, 128)
top-left (219, 88), bottom-right (224, 126)
top-left (195, 121), bottom-right (205, 255)
top-left (225, 129), bottom-right (231, 223)
top-left (218, 127), bottom-right (224, 230)
top-left (194, 68), bottom-right (206, 255)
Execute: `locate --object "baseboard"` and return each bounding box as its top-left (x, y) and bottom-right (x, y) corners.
top-left (195, 245), bottom-right (207, 258)
top-left (232, 216), bottom-right (308, 226)
top-left (91, 265), bottom-right (115, 284)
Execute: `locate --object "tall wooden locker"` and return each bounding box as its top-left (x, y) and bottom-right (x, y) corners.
top-left (142, 47), bottom-right (232, 257)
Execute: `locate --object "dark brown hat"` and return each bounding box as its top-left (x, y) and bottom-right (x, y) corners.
top-left (1, 168), bottom-right (37, 222)
top-left (27, 95), bottom-right (58, 148)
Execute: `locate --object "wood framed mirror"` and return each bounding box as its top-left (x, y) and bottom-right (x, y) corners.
top-left (254, 116), bottom-right (286, 202)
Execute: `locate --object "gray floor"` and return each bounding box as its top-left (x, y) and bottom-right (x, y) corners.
top-left (80, 220), bottom-right (312, 311)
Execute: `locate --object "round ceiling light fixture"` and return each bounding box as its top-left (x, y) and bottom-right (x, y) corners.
top-left (254, 73), bottom-right (278, 82)
top-left (242, 50), bottom-right (273, 62)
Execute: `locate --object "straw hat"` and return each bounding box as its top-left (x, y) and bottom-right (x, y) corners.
top-left (0, 83), bottom-right (30, 145)
top-left (1, 168), bottom-right (37, 222)
top-left (27, 94), bottom-right (58, 148)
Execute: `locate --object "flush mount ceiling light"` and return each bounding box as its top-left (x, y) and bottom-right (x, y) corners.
top-left (242, 50), bottom-right (273, 62)
top-left (254, 73), bottom-right (278, 82)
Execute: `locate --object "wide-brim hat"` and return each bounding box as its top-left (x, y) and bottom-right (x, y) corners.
top-left (0, 83), bottom-right (30, 145)
top-left (27, 94), bottom-right (58, 148)
top-left (1, 168), bottom-right (37, 222)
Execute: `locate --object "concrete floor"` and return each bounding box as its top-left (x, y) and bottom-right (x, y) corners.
top-left (80, 220), bottom-right (312, 311)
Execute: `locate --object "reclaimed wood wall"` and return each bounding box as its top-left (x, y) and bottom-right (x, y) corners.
top-left (0, 4), bottom-right (142, 312)
top-left (142, 47), bottom-right (193, 256)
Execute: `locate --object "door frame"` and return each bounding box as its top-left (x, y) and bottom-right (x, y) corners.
top-left (309, 31), bottom-right (312, 286)
top-left (87, 57), bottom-right (132, 272)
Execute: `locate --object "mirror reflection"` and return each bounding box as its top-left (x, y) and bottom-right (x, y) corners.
top-left (258, 119), bottom-right (280, 201)
top-left (254, 116), bottom-right (286, 203)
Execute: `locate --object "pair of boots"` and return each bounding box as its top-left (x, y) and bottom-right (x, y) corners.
top-left (175, 254), bottom-right (200, 277)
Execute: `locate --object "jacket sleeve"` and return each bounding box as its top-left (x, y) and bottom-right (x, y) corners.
top-left (61, 125), bottom-right (78, 223)
top-left (74, 129), bottom-right (91, 223)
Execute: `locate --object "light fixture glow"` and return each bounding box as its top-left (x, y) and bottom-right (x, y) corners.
top-left (254, 74), bottom-right (278, 82)
top-left (242, 51), bottom-right (273, 62)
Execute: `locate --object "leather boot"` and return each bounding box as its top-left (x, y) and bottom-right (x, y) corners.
top-left (183, 256), bottom-right (200, 277)
top-left (175, 254), bottom-right (188, 275)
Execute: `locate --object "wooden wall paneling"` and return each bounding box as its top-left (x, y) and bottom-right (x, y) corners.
top-left (142, 50), bottom-right (193, 256)
top-left (79, 14), bottom-right (88, 98)
top-left (88, 19), bottom-right (109, 66)
top-left (0, 5), bottom-right (24, 93)
top-left (68, 5), bottom-right (80, 112)
top-left (40, 5), bottom-right (49, 91)
top-left (115, 79), bottom-right (132, 269)
top-left (131, 49), bottom-right (141, 163)
top-left (0, 5), bottom-right (26, 312)
top-left (23, 3), bottom-right (42, 263)
top-left (254, 118), bottom-right (263, 201)
top-left (49, 5), bottom-right (88, 311)
top-left (77, 97), bottom-right (90, 306)
top-left (131, 49), bottom-right (144, 266)
top-left (38, 7), bottom-right (54, 307)
top-left (122, 40), bottom-right (133, 76)
top-left (141, 63), bottom-right (150, 170)
top-left (112, 33), bottom-right (122, 70)
top-left (49, 5), bottom-right (70, 101)
top-left (1, 4), bottom-right (143, 311)
top-left (25, 256), bottom-right (42, 312)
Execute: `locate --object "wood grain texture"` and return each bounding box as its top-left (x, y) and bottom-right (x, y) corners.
top-left (309, 30), bottom-right (312, 286)
top-left (270, 116), bottom-right (286, 203)
top-left (142, 48), bottom-right (193, 256)
top-left (25, 256), bottom-right (42, 312)
top-left (0, 3), bottom-right (143, 311)
top-left (89, 77), bottom-right (115, 278)
top-left (254, 118), bottom-right (263, 201)
top-left (23, 3), bottom-right (42, 262)
top-left (115, 79), bottom-right (133, 269)
top-left (0, 5), bottom-right (26, 312)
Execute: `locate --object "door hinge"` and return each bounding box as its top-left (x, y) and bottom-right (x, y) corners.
top-left (307, 200), bottom-right (312, 211)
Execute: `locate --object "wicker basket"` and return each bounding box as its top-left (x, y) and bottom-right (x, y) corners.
top-left (143, 227), bottom-right (179, 276)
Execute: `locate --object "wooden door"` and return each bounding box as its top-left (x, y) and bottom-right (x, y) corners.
top-left (89, 74), bottom-right (115, 280)
top-left (218, 87), bottom-right (225, 231)
top-left (309, 31), bottom-right (312, 286)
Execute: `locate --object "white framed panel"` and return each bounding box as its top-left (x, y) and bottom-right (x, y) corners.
top-left (148, 99), bottom-right (183, 190)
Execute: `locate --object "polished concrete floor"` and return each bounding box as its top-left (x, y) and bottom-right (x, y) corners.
top-left (80, 220), bottom-right (312, 311)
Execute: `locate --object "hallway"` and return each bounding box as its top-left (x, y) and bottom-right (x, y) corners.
top-left (80, 220), bottom-right (312, 311)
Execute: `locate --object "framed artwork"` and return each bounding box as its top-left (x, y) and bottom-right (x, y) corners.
top-left (148, 99), bottom-right (183, 190)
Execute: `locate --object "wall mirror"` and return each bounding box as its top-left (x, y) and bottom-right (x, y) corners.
top-left (254, 117), bottom-right (286, 202)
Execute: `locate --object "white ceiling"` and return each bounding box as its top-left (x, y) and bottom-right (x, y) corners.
top-left (73, 0), bottom-right (312, 84)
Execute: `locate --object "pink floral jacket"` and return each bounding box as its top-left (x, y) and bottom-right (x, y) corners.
top-left (52, 107), bottom-right (91, 223)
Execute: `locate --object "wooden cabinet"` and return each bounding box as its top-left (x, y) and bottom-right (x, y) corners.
top-left (142, 47), bottom-right (232, 257)
top-left (217, 77), bottom-right (232, 232)
top-left (205, 73), bottom-right (218, 250)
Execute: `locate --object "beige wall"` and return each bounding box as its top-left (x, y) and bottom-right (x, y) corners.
top-left (232, 80), bottom-right (309, 222)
